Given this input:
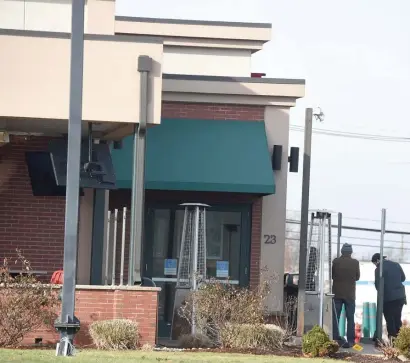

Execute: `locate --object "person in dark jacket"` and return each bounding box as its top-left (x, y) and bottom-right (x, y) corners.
top-left (372, 253), bottom-right (406, 339)
top-left (332, 243), bottom-right (360, 347)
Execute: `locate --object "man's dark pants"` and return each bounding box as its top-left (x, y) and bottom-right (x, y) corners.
top-left (333, 299), bottom-right (355, 344)
top-left (383, 298), bottom-right (404, 338)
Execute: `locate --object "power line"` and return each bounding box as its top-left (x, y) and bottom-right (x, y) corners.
top-left (286, 210), bottom-right (410, 227)
top-left (286, 238), bottom-right (410, 252)
top-left (286, 218), bottom-right (410, 236)
top-left (286, 231), bottom-right (410, 245)
top-left (289, 125), bottom-right (410, 143)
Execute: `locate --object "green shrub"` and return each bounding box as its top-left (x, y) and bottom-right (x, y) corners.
top-left (220, 323), bottom-right (285, 350)
top-left (302, 325), bottom-right (339, 358)
top-left (394, 326), bottom-right (410, 358)
top-left (178, 333), bottom-right (213, 349)
top-left (89, 319), bottom-right (139, 350)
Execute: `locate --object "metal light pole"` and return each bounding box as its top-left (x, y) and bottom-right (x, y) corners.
top-left (55, 0), bottom-right (85, 356)
top-left (376, 208), bottom-right (386, 342)
top-left (128, 56), bottom-right (153, 285)
top-left (296, 108), bottom-right (313, 336)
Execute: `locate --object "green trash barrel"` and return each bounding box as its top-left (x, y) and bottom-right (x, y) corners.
top-left (338, 304), bottom-right (346, 338)
top-left (362, 302), bottom-right (370, 338)
top-left (369, 302), bottom-right (377, 338)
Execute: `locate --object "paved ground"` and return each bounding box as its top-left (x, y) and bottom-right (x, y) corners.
top-left (341, 343), bottom-right (382, 356)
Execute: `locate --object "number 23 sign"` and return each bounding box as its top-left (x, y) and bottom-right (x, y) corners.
top-left (263, 234), bottom-right (276, 244)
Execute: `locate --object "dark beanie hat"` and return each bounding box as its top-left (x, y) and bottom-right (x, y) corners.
top-left (341, 243), bottom-right (353, 255)
top-left (371, 253), bottom-right (386, 263)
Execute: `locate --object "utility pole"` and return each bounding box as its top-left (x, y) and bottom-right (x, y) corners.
top-left (376, 208), bottom-right (386, 342)
top-left (296, 108), bottom-right (313, 336)
top-left (55, 0), bottom-right (85, 356)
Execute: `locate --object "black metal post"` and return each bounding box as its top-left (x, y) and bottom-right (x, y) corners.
top-left (55, 0), bottom-right (85, 356)
top-left (376, 208), bottom-right (386, 342)
top-left (128, 56), bottom-right (153, 285)
top-left (337, 213), bottom-right (342, 257)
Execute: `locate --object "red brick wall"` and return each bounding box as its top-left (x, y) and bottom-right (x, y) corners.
top-left (24, 287), bottom-right (159, 347)
top-left (162, 102), bottom-right (264, 121)
top-left (0, 136), bottom-right (65, 276)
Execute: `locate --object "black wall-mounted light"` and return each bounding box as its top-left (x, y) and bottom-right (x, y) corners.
top-left (272, 145), bottom-right (283, 171)
top-left (288, 147), bottom-right (299, 173)
top-left (271, 145), bottom-right (300, 173)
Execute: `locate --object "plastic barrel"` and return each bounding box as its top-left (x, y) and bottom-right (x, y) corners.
top-left (369, 302), bottom-right (377, 338)
top-left (362, 302), bottom-right (370, 338)
top-left (339, 304), bottom-right (346, 338)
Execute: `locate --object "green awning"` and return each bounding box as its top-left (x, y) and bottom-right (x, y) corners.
top-left (112, 118), bottom-right (275, 195)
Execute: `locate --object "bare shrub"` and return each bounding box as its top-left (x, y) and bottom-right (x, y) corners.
top-left (89, 319), bottom-right (139, 350)
top-left (378, 339), bottom-right (399, 360)
top-left (220, 323), bottom-right (284, 350)
top-left (272, 296), bottom-right (298, 342)
top-left (178, 271), bottom-right (284, 349)
top-left (0, 250), bottom-right (59, 348)
top-left (178, 333), bottom-right (213, 349)
top-left (140, 343), bottom-right (154, 351)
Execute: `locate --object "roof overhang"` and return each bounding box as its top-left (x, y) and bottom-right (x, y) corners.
top-left (115, 16), bottom-right (271, 52)
top-left (162, 74), bottom-right (306, 107)
top-left (0, 29), bottom-right (164, 137)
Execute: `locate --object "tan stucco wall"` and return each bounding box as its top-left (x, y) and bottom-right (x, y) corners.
top-left (0, 32), bottom-right (163, 125)
top-left (163, 46), bottom-right (252, 77)
top-left (261, 106), bottom-right (290, 313)
top-left (0, 0), bottom-right (114, 34)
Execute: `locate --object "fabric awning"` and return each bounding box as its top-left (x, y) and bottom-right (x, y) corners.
top-left (112, 118), bottom-right (275, 195)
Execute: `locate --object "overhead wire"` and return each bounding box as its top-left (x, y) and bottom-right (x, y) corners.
top-left (289, 124), bottom-right (410, 143)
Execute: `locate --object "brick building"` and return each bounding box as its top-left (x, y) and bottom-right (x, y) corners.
top-left (0, 0), bottom-right (305, 344)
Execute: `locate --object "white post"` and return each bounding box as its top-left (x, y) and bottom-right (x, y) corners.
top-left (191, 206), bottom-right (200, 335)
top-left (104, 210), bottom-right (111, 285)
top-left (120, 207), bottom-right (127, 286)
top-left (319, 217), bottom-right (326, 327)
top-left (111, 208), bottom-right (118, 286)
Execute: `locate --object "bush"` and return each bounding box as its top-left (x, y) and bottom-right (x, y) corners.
top-left (302, 325), bottom-right (339, 358)
top-left (379, 339), bottom-right (399, 360)
top-left (89, 319), bottom-right (139, 350)
top-left (0, 250), bottom-right (59, 348)
top-left (394, 326), bottom-right (410, 358)
top-left (178, 333), bottom-right (213, 349)
top-left (178, 275), bottom-right (278, 347)
top-left (220, 323), bottom-right (284, 350)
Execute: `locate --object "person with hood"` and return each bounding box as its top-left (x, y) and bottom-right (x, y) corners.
top-left (332, 243), bottom-right (360, 347)
top-left (372, 253), bottom-right (406, 339)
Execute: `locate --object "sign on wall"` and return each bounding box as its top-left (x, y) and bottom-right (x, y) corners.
top-left (164, 259), bottom-right (177, 276)
top-left (216, 261), bottom-right (229, 278)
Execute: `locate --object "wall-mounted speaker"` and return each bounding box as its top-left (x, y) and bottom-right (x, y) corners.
top-left (272, 145), bottom-right (283, 171)
top-left (289, 147), bottom-right (299, 173)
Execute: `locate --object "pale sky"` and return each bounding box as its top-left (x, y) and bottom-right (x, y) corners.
top-left (116, 0), bottom-right (410, 260)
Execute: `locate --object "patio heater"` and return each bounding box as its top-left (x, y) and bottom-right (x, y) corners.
top-left (304, 211), bottom-right (334, 337)
top-left (171, 203), bottom-right (209, 338)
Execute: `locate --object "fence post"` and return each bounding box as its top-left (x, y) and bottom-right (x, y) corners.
top-left (104, 210), bottom-right (111, 285)
top-left (120, 207), bottom-right (127, 286)
top-left (111, 209), bottom-right (119, 286)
